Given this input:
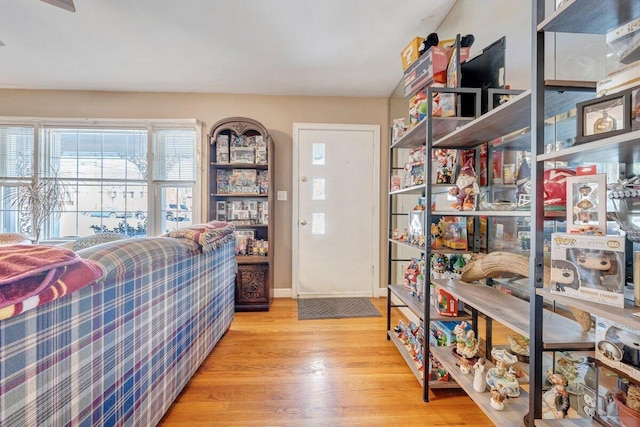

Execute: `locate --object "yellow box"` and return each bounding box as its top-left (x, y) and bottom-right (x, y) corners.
top-left (401, 37), bottom-right (424, 71)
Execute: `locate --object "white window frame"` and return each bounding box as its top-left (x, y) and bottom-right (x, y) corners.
top-left (0, 117), bottom-right (203, 239)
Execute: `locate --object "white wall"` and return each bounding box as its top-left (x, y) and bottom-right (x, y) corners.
top-left (435, 0), bottom-right (532, 91)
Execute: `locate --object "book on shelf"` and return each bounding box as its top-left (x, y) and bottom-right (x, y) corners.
top-left (219, 200), bottom-right (269, 225)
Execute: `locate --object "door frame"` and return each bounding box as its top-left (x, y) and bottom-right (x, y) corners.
top-left (292, 122), bottom-right (380, 299)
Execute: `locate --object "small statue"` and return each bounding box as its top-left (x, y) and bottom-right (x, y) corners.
top-left (542, 373), bottom-right (570, 419)
top-left (473, 358), bottom-right (487, 392)
top-left (449, 158), bottom-right (480, 211)
top-left (453, 321), bottom-right (480, 359)
top-left (459, 356), bottom-right (471, 375)
top-left (490, 387), bottom-right (506, 411)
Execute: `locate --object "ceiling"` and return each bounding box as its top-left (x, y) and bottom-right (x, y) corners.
top-left (0, 0), bottom-right (456, 98)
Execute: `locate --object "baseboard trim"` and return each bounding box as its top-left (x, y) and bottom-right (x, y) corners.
top-left (274, 288), bottom-right (388, 299)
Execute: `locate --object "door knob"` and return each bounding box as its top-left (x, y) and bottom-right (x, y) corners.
top-left (300, 220), bottom-right (308, 226)
top-left (301, 176), bottom-right (308, 182)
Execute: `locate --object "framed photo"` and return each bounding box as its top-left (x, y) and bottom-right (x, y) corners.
top-left (565, 174), bottom-right (607, 234)
top-left (576, 91), bottom-right (631, 144)
top-left (632, 86), bottom-right (640, 131)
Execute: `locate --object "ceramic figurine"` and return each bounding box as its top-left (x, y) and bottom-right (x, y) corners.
top-left (473, 358), bottom-right (487, 392)
top-left (459, 356), bottom-right (471, 375)
top-left (449, 158), bottom-right (480, 211)
top-left (486, 350), bottom-right (520, 398)
top-left (542, 373), bottom-right (570, 419)
top-left (490, 387), bottom-right (506, 411)
top-left (453, 321), bottom-right (480, 359)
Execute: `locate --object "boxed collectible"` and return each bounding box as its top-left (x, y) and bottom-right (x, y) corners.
top-left (576, 90), bottom-right (632, 144)
top-left (403, 46), bottom-right (470, 98)
top-left (430, 320), bottom-right (471, 347)
top-left (565, 174), bottom-right (607, 234)
top-left (550, 233), bottom-right (625, 308)
top-left (597, 60), bottom-right (640, 96)
top-left (434, 285), bottom-right (459, 317)
top-left (606, 16), bottom-right (640, 64)
top-left (595, 317), bottom-right (640, 383)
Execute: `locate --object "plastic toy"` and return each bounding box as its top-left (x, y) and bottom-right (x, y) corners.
top-left (449, 159), bottom-right (479, 211)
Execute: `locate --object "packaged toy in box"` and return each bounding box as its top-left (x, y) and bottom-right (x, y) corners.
top-left (430, 320), bottom-right (470, 347)
top-left (550, 233), bottom-right (625, 307)
top-left (595, 317), bottom-right (640, 382)
top-left (435, 286), bottom-right (459, 317)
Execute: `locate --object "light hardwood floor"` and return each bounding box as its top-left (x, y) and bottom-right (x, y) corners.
top-left (159, 297), bottom-right (496, 427)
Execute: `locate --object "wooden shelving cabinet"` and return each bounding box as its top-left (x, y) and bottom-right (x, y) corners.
top-left (208, 117), bottom-right (274, 311)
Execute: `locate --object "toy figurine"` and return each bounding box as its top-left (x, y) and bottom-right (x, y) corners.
top-left (542, 373), bottom-right (570, 419)
top-left (449, 159), bottom-right (480, 211)
top-left (459, 356), bottom-right (471, 375)
top-left (430, 222), bottom-right (444, 249)
top-left (473, 358), bottom-right (487, 392)
top-left (490, 387), bottom-right (506, 411)
top-left (453, 321), bottom-right (480, 359)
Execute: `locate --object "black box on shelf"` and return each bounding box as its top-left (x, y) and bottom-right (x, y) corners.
top-left (576, 90), bottom-right (632, 144)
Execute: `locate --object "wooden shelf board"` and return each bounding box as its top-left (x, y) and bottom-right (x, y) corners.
top-left (537, 130), bottom-right (640, 163)
top-left (534, 419), bottom-right (599, 426)
top-left (431, 279), bottom-right (595, 350)
top-left (213, 193), bottom-right (268, 197)
top-left (430, 345), bottom-right (530, 426)
top-left (538, 0), bottom-right (640, 34)
top-left (389, 184), bottom-right (424, 195)
top-left (389, 239), bottom-right (425, 253)
top-left (387, 333), bottom-right (460, 389)
top-left (432, 210), bottom-right (531, 217)
top-left (536, 288), bottom-right (640, 331)
top-left (236, 255), bottom-right (270, 264)
top-left (388, 284), bottom-right (471, 322)
top-left (391, 119), bottom-right (426, 150)
top-left (431, 84), bottom-right (593, 150)
top-left (433, 90), bottom-right (531, 149)
top-left (211, 162), bottom-right (268, 169)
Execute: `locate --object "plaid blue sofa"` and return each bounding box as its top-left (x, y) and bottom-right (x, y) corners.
top-left (0, 236), bottom-right (236, 426)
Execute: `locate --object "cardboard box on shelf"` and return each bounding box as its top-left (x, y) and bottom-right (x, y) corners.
top-left (595, 317), bottom-right (640, 383)
top-left (401, 37), bottom-right (424, 71)
top-left (403, 46), bottom-right (470, 99)
top-left (550, 233), bottom-right (625, 308)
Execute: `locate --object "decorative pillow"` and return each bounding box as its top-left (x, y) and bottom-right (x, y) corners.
top-left (73, 233), bottom-right (129, 251)
top-left (0, 233), bottom-right (33, 246)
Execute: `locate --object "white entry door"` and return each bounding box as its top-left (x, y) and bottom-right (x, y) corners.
top-left (293, 123), bottom-right (380, 298)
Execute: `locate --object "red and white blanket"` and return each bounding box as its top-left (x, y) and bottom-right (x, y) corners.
top-left (0, 245), bottom-right (104, 320)
top-left (163, 221), bottom-right (235, 253)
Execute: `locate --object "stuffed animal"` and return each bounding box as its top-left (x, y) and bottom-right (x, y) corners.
top-left (418, 33), bottom-right (440, 57)
top-left (449, 159), bottom-right (480, 211)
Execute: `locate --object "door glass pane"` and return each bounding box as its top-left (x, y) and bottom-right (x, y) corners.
top-left (312, 143), bottom-right (326, 165)
top-left (311, 212), bottom-right (325, 235)
top-left (312, 178), bottom-right (326, 200)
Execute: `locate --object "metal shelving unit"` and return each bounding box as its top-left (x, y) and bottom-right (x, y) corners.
top-left (530, 1), bottom-right (640, 425)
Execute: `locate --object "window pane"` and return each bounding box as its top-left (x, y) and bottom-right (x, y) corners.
top-left (57, 181), bottom-right (148, 238)
top-left (0, 126), bottom-right (34, 178)
top-left (160, 186), bottom-right (193, 232)
top-left (312, 143), bottom-right (326, 165)
top-left (153, 129), bottom-right (196, 181)
top-left (43, 128), bottom-right (147, 180)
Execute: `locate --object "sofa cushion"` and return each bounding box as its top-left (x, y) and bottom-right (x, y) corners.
top-left (73, 233), bottom-right (129, 251)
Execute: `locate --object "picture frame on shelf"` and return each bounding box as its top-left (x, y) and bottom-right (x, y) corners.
top-left (576, 91), bottom-right (631, 144)
top-left (565, 174), bottom-right (607, 235)
top-left (632, 86), bottom-right (640, 131)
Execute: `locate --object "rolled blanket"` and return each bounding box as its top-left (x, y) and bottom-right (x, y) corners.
top-left (163, 221), bottom-right (235, 253)
top-left (0, 244), bottom-right (105, 320)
